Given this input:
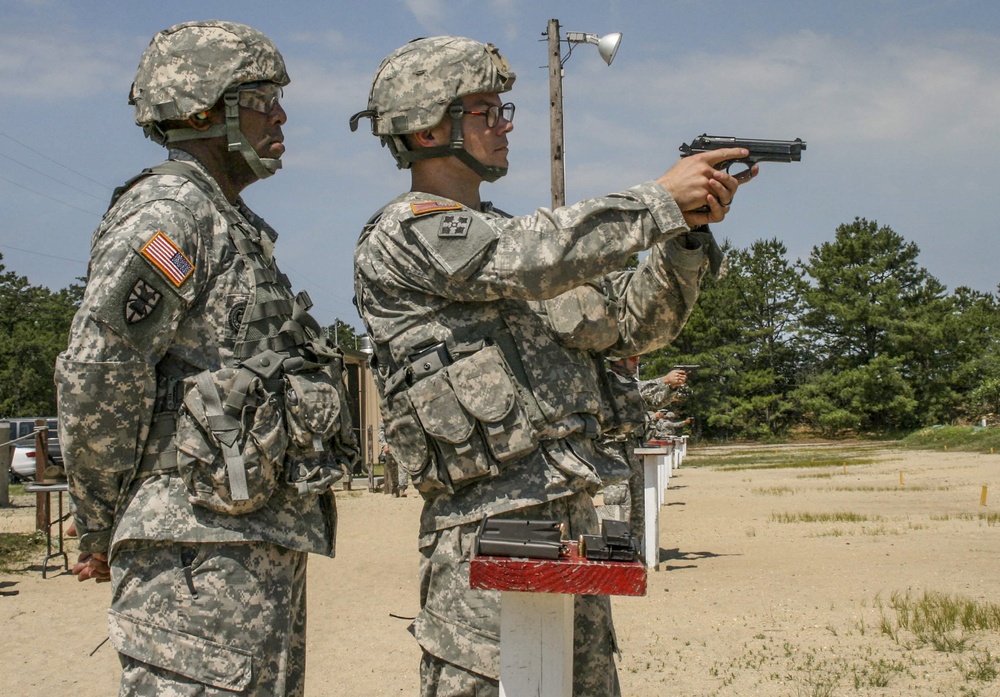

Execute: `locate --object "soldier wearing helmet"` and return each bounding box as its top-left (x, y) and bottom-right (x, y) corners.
top-left (56, 21), bottom-right (356, 695)
top-left (600, 358), bottom-right (688, 542)
top-left (352, 35), bottom-right (757, 695)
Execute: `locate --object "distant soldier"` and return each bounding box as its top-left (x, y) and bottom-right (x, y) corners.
top-left (649, 410), bottom-right (693, 441)
top-left (600, 358), bottom-right (687, 539)
top-left (379, 420), bottom-right (408, 496)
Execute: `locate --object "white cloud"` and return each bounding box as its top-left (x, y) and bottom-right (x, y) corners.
top-left (401, 0), bottom-right (449, 32)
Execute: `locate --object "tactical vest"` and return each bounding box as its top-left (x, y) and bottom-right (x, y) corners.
top-left (117, 160), bottom-right (355, 512)
top-left (357, 214), bottom-right (608, 496)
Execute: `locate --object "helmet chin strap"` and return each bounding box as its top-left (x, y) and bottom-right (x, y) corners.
top-left (444, 102), bottom-right (507, 183)
top-left (223, 92), bottom-right (281, 179)
top-left (391, 101), bottom-right (507, 182)
top-left (158, 91), bottom-right (281, 179)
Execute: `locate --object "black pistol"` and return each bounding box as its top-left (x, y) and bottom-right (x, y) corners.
top-left (679, 135), bottom-right (806, 182)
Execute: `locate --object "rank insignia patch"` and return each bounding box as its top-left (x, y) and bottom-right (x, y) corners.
top-left (439, 214), bottom-right (472, 238)
top-left (411, 201), bottom-right (462, 216)
top-left (140, 231), bottom-right (194, 287)
top-left (125, 279), bottom-right (162, 324)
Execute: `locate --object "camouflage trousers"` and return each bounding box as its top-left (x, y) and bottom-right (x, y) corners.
top-left (109, 539), bottom-right (308, 696)
top-left (383, 453), bottom-right (409, 496)
top-left (411, 492), bottom-right (621, 696)
top-left (600, 439), bottom-right (645, 543)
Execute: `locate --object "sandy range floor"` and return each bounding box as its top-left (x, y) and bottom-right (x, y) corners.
top-left (2, 443), bottom-right (999, 696)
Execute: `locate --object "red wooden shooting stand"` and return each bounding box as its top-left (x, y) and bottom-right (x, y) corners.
top-left (471, 540), bottom-right (646, 697)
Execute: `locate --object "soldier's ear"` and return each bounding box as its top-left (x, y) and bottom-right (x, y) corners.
top-left (412, 129), bottom-right (436, 146)
top-left (185, 107), bottom-right (222, 131)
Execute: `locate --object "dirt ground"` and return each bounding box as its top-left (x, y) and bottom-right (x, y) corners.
top-left (2, 443), bottom-right (999, 696)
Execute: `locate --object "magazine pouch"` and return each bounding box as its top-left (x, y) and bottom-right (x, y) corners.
top-left (176, 367), bottom-right (287, 515)
top-left (283, 359), bottom-right (350, 495)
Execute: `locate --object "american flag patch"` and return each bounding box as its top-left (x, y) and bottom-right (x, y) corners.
top-left (140, 231), bottom-right (194, 287)
top-left (411, 201), bottom-right (462, 216)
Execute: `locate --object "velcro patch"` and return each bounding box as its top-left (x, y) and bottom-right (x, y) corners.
top-left (140, 231), bottom-right (194, 287)
top-left (410, 201), bottom-right (462, 216)
top-left (439, 214), bottom-right (472, 239)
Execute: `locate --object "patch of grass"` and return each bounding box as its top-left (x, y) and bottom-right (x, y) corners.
top-left (0, 531), bottom-right (46, 573)
top-left (772, 511), bottom-right (875, 524)
top-left (957, 649), bottom-right (1000, 683)
top-left (752, 486), bottom-right (796, 496)
top-left (687, 443), bottom-right (892, 471)
top-left (878, 590), bottom-right (1000, 653)
top-left (901, 425), bottom-right (1000, 454)
top-left (719, 456), bottom-right (881, 472)
top-left (932, 512), bottom-right (1000, 526)
top-left (830, 484), bottom-right (949, 492)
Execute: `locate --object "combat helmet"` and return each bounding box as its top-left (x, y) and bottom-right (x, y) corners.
top-left (350, 36), bottom-right (516, 182)
top-left (130, 20), bottom-right (290, 179)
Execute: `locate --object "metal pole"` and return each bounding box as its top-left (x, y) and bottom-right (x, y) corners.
top-left (547, 18), bottom-right (566, 209)
top-left (0, 420), bottom-right (10, 507)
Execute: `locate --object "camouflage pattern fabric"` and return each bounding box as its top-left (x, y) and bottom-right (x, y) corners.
top-left (111, 539), bottom-right (306, 696)
top-left (599, 367), bottom-right (679, 538)
top-left (56, 151), bottom-right (341, 694)
top-left (131, 20), bottom-right (289, 126)
top-left (412, 493), bottom-right (619, 696)
top-left (56, 151), bottom-right (337, 557)
top-left (354, 180), bottom-right (708, 695)
top-left (365, 36), bottom-right (514, 138)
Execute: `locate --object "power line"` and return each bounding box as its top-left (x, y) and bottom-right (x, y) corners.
top-left (0, 173), bottom-right (103, 217)
top-left (0, 243), bottom-right (88, 266)
top-left (0, 130), bottom-right (109, 189)
top-left (0, 150), bottom-right (109, 203)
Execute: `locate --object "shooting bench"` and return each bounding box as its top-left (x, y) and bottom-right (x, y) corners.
top-left (471, 539), bottom-right (646, 696)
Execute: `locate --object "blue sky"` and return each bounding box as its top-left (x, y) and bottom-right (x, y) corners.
top-left (1, 0), bottom-right (998, 330)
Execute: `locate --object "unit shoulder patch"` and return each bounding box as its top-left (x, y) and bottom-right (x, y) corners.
top-left (124, 279), bottom-right (162, 324)
top-left (438, 213), bottom-right (472, 239)
top-left (140, 231), bottom-right (195, 287)
top-left (410, 201), bottom-right (462, 216)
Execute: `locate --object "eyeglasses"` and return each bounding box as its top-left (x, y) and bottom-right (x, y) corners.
top-left (237, 82), bottom-right (284, 114)
top-left (462, 102), bottom-right (515, 128)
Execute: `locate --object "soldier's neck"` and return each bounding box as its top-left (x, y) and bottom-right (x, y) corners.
top-left (410, 164), bottom-right (482, 209)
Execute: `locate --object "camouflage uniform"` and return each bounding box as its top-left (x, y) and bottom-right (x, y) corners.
top-left (352, 35), bottom-right (709, 696)
top-left (649, 412), bottom-right (690, 440)
top-left (355, 192), bottom-right (707, 695)
top-left (55, 22), bottom-right (355, 696)
top-left (599, 365), bottom-right (678, 541)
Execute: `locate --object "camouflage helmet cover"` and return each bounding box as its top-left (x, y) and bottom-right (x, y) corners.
top-left (130, 20), bottom-right (290, 126)
top-left (367, 35), bottom-right (515, 136)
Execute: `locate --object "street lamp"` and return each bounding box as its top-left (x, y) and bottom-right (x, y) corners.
top-left (545, 18), bottom-right (622, 209)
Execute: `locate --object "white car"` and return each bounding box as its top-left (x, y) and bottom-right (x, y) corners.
top-left (7, 418), bottom-right (61, 482)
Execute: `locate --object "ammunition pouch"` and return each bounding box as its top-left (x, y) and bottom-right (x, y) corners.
top-left (384, 344), bottom-right (537, 494)
top-left (282, 344), bottom-right (356, 495)
top-left (175, 363), bottom-right (288, 515)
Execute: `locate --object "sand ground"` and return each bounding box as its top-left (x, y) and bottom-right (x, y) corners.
top-left (2, 442), bottom-right (999, 696)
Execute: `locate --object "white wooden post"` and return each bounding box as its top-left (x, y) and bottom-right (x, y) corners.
top-left (472, 541), bottom-right (647, 694)
top-left (499, 592), bottom-right (574, 697)
top-left (635, 446), bottom-right (670, 569)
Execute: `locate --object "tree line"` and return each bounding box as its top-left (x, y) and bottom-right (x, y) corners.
top-left (643, 217), bottom-right (1000, 440)
top-left (3, 216), bottom-right (998, 440)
